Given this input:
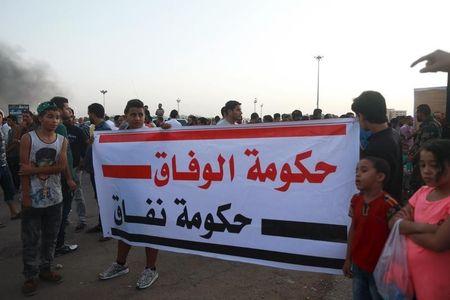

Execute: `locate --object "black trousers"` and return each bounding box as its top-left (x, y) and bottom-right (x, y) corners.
top-left (89, 172), bottom-right (102, 227)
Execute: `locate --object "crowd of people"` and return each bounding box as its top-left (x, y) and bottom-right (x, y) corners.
top-left (0, 50), bottom-right (449, 298)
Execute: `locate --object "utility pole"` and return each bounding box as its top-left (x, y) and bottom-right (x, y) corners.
top-left (176, 98), bottom-right (181, 115)
top-left (100, 90), bottom-right (108, 110)
top-left (314, 55), bottom-right (323, 109)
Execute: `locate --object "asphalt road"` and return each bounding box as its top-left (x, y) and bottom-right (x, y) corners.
top-left (0, 172), bottom-right (351, 300)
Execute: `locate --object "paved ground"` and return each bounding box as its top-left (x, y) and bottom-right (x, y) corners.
top-left (0, 172), bottom-right (351, 299)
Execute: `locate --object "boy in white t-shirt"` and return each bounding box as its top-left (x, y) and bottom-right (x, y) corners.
top-left (98, 99), bottom-right (159, 290)
top-left (20, 102), bottom-right (70, 296)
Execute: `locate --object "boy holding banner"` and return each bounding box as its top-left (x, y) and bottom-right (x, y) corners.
top-left (98, 99), bottom-right (159, 290)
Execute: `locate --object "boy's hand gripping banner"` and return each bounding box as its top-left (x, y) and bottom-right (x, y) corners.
top-left (94, 119), bottom-right (359, 275)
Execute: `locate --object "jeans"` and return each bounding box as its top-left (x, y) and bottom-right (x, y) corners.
top-left (72, 168), bottom-right (86, 225)
top-left (7, 156), bottom-right (20, 190)
top-left (352, 263), bottom-right (383, 300)
top-left (56, 178), bottom-right (73, 248)
top-left (21, 203), bottom-right (62, 279)
top-left (0, 165), bottom-right (15, 202)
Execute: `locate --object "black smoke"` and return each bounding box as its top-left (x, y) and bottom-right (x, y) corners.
top-left (0, 42), bottom-right (62, 108)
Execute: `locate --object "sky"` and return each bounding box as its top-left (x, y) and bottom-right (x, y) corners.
top-left (0, 0), bottom-right (449, 118)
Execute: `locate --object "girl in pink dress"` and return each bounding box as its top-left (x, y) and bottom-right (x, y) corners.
top-left (392, 139), bottom-right (450, 299)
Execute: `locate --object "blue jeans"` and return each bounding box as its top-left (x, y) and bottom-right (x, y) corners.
top-left (0, 165), bottom-right (15, 202)
top-left (352, 263), bottom-right (383, 300)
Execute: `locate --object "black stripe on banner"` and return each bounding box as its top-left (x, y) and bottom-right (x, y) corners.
top-left (261, 219), bottom-right (347, 243)
top-left (111, 228), bottom-right (344, 270)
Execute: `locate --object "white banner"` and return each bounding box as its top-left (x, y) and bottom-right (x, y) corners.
top-left (94, 119), bottom-right (359, 275)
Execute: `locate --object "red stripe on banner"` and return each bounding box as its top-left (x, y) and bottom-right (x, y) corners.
top-left (102, 165), bottom-right (152, 179)
top-left (99, 124), bottom-right (346, 143)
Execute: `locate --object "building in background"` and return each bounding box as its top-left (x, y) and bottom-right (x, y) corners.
top-left (414, 86), bottom-right (447, 116)
top-left (387, 108), bottom-right (407, 121)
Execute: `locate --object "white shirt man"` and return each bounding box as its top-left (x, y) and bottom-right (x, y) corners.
top-left (216, 100), bottom-right (242, 126)
top-left (164, 109), bottom-right (183, 128)
top-left (165, 118), bottom-right (182, 128)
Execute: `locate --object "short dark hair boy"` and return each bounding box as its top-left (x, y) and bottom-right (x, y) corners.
top-left (88, 103), bottom-right (105, 119)
top-left (351, 91), bottom-right (388, 124)
top-left (124, 99), bottom-right (144, 114)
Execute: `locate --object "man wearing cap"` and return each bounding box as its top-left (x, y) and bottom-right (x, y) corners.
top-left (20, 101), bottom-right (71, 295)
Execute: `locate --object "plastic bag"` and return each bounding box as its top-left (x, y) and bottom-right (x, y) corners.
top-left (373, 219), bottom-right (414, 300)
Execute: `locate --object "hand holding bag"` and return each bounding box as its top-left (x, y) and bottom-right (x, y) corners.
top-left (373, 219), bottom-right (414, 300)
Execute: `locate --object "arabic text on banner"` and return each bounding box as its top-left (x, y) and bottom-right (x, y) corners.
top-left (93, 119), bottom-right (359, 275)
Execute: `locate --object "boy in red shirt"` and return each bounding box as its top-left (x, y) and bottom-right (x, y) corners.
top-left (343, 156), bottom-right (400, 300)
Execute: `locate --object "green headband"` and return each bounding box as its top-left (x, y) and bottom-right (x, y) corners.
top-left (37, 101), bottom-right (57, 114)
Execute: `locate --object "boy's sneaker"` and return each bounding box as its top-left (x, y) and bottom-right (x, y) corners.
top-left (55, 244), bottom-right (78, 256)
top-left (99, 262), bottom-right (129, 280)
top-left (22, 278), bottom-right (38, 296)
top-left (136, 268), bottom-right (159, 290)
top-left (39, 271), bottom-right (63, 283)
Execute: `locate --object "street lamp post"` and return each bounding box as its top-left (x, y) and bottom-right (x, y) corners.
top-left (100, 90), bottom-right (108, 110)
top-left (176, 98), bottom-right (181, 114)
top-left (253, 98), bottom-right (258, 113)
top-left (314, 55), bottom-right (323, 109)
top-left (260, 103), bottom-right (263, 117)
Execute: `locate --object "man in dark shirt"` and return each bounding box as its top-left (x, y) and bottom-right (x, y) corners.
top-left (64, 112), bottom-right (88, 231)
top-left (66, 117), bottom-right (87, 168)
top-left (6, 115), bottom-right (21, 190)
top-left (409, 104), bottom-right (442, 159)
top-left (352, 91), bottom-right (403, 201)
top-left (50, 96), bottom-right (78, 256)
top-left (85, 103), bottom-right (111, 238)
